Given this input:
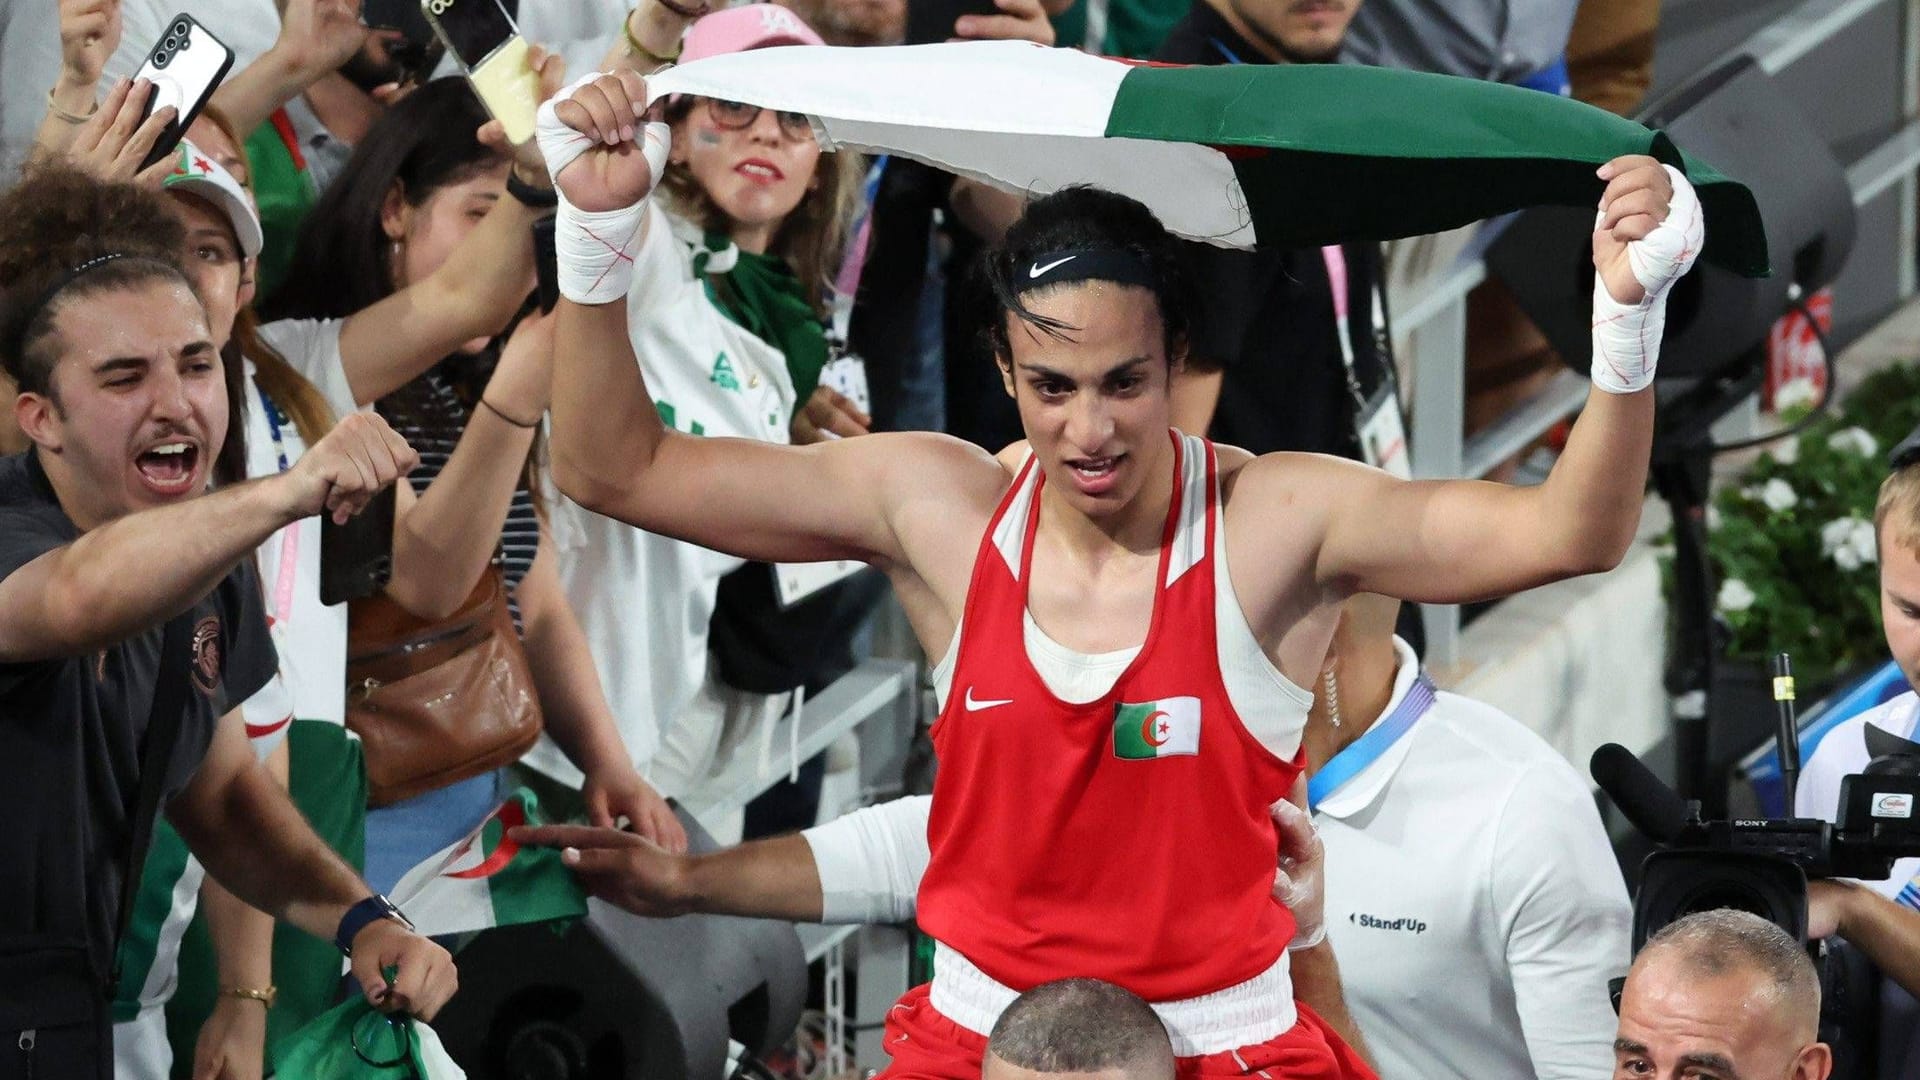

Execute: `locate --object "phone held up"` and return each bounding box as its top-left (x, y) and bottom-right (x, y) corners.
top-left (362, 0), bottom-right (445, 85)
top-left (320, 486), bottom-right (398, 607)
top-left (905, 0), bottom-right (1004, 45)
top-left (132, 13), bottom-right (236, 172)
top-left (419, 0), bottom-right (542, 144)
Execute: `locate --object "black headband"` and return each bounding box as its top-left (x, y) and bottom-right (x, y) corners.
top-left (4, 252), bottom-right (141, 365)
top-left (34, 253), bottom-right (132, 314)
top-left (1012, 247), bottom-right (1157, 294)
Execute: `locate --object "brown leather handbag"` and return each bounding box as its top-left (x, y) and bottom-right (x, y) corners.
top-left (345, 566), bottom-right (543, 807)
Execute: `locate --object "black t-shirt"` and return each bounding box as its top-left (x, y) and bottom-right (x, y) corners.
top-left (1155, 6), bottom-right (1394, 459)
top-left (0, 452), bottom-right (276, 978)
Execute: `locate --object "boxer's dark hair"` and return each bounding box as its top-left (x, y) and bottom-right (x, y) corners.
top-left (0, 166), bottom-right (194, 399)
top-left (986, 978), bottom-right (1174, 1079)
top-left (981, 186), bottom-right (1192, 371)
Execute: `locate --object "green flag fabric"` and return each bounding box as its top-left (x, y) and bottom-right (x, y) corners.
top-left (647, 40), bottom-right (1767, 276)
top-left (271, 996), bottom-right (465, 1079)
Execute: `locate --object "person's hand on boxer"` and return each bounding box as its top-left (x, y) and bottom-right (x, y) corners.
top-left (1272, 793), bottom-right (1326, 950)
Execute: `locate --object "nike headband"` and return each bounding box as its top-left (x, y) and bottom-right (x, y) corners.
top-left (1013, 247), bottom-right (1158, 294)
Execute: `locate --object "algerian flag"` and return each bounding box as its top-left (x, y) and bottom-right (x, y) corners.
top-left (273, 996), bottom-right (466, 1078)
top-left (645, 41), bottom-right (1767, 275)
top-left (1113, 696), bottom-right (1202, 760)
top-left (387, 790), bottom-right (585, 938)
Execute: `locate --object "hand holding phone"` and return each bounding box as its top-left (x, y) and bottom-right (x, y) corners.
top-left (420, 0), bottom-right (542, 144)
top-left (906, 0), bottom-right (1017, 44)
top-left (131, 13), bottom-right (235, 171)
top-left (321, 484), bottom-right (398, 606)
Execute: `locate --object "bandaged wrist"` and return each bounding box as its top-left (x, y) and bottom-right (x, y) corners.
top-left (1589, 280), bottom-right (1665, 394)
top-left (556, 196), bottom-right (651, 304)
top-left (537, 73), bottom-right (671, 304)
top-left (1588, 163), bottom-right (1704, 395)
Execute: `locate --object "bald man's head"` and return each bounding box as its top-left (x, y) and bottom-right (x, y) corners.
top-left (982, 979), bottom-right (1174, 1080)
top-left (1614, 910), bottom-right (1831, 1080)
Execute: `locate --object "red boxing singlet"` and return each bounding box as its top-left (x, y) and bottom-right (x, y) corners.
top-left (917, 432), bottom-right (1304, 1002)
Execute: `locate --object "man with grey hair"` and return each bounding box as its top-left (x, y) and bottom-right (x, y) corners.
top-left (1613, 909), bottom-right (1832, 1080)
top-left (982, 979), bottom-right (1175, 1080)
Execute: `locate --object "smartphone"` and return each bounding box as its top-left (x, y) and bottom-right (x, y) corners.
top-left (532, 217), bottom-right (559, 314)
top-left (905, 0), bottom-right (1005, 45)
top-left (419, 0), bottom-right (541, 144)
top-left (320, 485), bottom-right (397, 607)
top-left (363, 0), bottom-right (443, 82)
top-left (131, 13), bottom-right (235, 172)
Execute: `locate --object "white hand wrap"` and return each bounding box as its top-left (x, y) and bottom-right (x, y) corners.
top-left (1271, 800), bottom-right (1327, 951)
top-left (536, 73), bottom-right (672, 305)
top-left (1589, 164), bottom-right (1705, 394)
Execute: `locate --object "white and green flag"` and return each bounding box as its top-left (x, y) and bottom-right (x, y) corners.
top-left (645, 40), bottom-right (1766, 275)
top-left (1112, 696), bottom-right (1201, 759)
top-left (388, 789), bottom-right (585, 938)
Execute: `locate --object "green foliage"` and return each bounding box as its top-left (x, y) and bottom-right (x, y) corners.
top-left (1694, 363), bottom-right (1920, 685)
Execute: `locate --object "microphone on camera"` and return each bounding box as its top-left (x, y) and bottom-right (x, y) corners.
top-left (1591, 743), bottom-right (1690, 843)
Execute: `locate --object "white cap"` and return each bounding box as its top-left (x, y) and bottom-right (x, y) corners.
top-left (161, 140), bottom-right (263, 258)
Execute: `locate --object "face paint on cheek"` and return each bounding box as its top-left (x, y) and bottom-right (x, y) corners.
top-left (696, 129), bottom-right (723, 146)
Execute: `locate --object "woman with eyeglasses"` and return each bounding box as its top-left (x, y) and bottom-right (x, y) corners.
top-left (518, 2), bottom-right (867, 833)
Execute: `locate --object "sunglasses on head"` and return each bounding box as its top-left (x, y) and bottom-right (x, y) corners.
top-left (705, 98), bottom-right (814, 141)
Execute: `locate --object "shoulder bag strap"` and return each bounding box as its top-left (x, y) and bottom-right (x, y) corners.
top-left (108, 611), bottom-right (196, 997)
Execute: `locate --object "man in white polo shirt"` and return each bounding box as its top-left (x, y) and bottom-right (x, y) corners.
top-left (515, 594), bottom-right (1630, 1079)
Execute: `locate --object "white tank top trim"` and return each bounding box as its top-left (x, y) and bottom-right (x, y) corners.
top-left (931, 444), bottom-right (1313, 759)
top-left (929, 941), bottom-right (1298, 1057)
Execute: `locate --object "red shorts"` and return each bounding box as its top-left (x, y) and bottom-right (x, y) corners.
top-left (876, 983), bottom-right (1379, 1080)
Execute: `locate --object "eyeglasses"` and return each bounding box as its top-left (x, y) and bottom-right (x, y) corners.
top-left (704, 98), bottom-right (814, 142)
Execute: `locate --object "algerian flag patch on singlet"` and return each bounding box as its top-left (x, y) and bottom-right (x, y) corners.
top-left (1112, 697), bottom-right (1201, 759)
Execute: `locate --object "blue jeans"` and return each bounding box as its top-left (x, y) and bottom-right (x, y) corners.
top-left (361, 769), bottom-right (506, 895)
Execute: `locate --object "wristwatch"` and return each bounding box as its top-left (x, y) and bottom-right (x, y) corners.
top-left (334, 894), bottom-right (415, 956)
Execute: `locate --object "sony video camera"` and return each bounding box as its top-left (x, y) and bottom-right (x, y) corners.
top-left (1592, 722), bottom-right (1920, 950)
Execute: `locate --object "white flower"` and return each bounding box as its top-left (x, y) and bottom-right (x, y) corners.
top-left (1827, 427), bottom-right (1880, 458)
top-left (1775, 378), bottom-right (1821, 412)
top-left (1706, 504), bottom-right (1723, 532)
top-left (1768, 436), bottom-right (1801, 466)
top-left (1717, 578), bottom-right (1756, 613)
top-left (1849, 518), bottom-right (1879, 568)
top-left (1821, 516), bottom-right (1879, 572)
top-left (1757, 478), bottom-right (1798, 512)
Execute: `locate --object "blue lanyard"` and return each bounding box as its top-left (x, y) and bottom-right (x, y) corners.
top-left (1308, 672), bottom-right (1436, 810)
top-left (1210, 37), bottom-right (1246, 65)
top-left (256, 381), bottom-right (290, 473)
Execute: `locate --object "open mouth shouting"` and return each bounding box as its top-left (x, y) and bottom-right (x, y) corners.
top-left (134, 436), bottom-right (202, 498)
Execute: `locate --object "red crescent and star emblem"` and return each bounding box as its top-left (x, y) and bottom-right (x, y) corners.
top-left (444, 800), bottom-right (529, 880)
top-left (245, 713), bottom-right (292, 740)
top-left (1140, 710), bottom-right (1172, 748)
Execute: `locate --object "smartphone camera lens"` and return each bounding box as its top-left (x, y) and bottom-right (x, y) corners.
top-left (153, 49), bottom-right (172, 67)
top-left (172, 20), bottom-right (190, 37)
